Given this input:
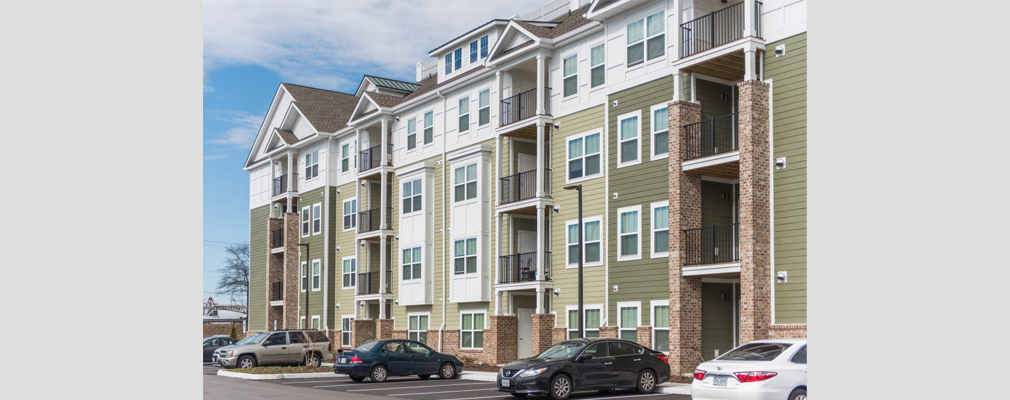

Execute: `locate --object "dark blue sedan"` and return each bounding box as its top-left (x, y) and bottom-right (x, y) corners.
top-left (334, 339), bottom-right (465, 383)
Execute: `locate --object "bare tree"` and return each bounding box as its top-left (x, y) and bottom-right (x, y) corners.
top-left (216, 243), bottom-right (249, 307)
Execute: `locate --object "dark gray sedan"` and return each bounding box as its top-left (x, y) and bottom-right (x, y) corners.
top-left (203, 335), bottom-right (237, 362)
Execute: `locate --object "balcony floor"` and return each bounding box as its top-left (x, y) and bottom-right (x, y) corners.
top-left (683, 150), bottom-right (739, 178)
top-left (497, 117), bottom-right (553, 140)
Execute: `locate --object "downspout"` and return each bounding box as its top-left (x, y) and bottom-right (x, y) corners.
top-left (322, 134), bottom-right (334, 333)
top-left (436, 90), bottom-right (447, 352)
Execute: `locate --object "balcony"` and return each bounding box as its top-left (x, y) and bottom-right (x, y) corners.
top-left (270, 281), bottom-right (283, 302)
top-left (684, 223), bottom-right (739, 266)
top-left (270, 228), bottom-right (284, 249)
top-left (500, 87), bottom-right (551, 127)
top-left (499, 251), bottom-right (552, 284)
top-left (684, 113), bottom-right (738, 161)
top-left (357, 207), bottom-right (392, 234)
top-left (356, 271), bottom-right (391, 295)
top-left (680, 1), bottom-right (762, 58)
top-left (359, 143), bottom-right (393, 173)
top-left (499, 170), bottom-right (550, 205)
top-left (272, 173), bottom-right (298, 196)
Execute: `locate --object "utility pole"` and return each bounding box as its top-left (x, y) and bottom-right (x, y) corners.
top-left (563, 184), bottom-right (583, 338)
top-left (298, 243), bottom-right (310, 329)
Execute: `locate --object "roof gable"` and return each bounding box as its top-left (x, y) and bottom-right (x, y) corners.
top-left (485, 22), bottom-right (540, 65)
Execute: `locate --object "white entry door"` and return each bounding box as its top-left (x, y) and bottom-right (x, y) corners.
top-left (518, 154), bottom-right (536, 173)
top-left (518, 230), bottom-right (536, 254)
top-left (518, 308), bottom-right (534, 359)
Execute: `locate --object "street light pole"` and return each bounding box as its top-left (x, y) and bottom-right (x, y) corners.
top-left (563, 184), bottom-right (583, 338)
top-left (298, 243), bottom-right (310, 329)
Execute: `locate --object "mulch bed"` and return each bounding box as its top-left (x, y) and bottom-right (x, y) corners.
top-left (231, 366), bottom-right (332, 374)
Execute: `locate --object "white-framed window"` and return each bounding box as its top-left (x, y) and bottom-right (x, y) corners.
top-left (343, 199), bottom-right (357, 231)
top-left (402, 178), bottom-right (422, 215)
top-left (618, 301), bottom-right (641, 342)
top-left (651, 201), bottom-right (670, 258)
top-left (341, 316), bottom-right (354, 347)
top-left (567, 305), bottom-right (602, 339)
top-left (444, 53), bottom-right (452, 75)
top-left (470, 39), bottom-right (478, 63)
top-left (423, 111), bottom-right (434, 145)
top-left (566, 130), bottom-right (602, 182)
top-left (311, 259), bottom-right (321, 291)
top-left (408, 313), bottom-right (430, 344)
top-left (567, 216), bottom-right (602, 267)
top-left (304, 150), bottom-right (319, 179)
top-left (480, 35), bottom-right (489, 58)
top-left (460, 311), bottom-right (485, 349)
top-left (562, 53), bottom-right (578, 98)
top-left (627, 10), bottom-right (665, 66)
top-left (651, 300), bottom-right (670, 352)
top-left (312, 203), bottom-right (322, 235)
top-left (454, 48), bottom-right (462, 70)
top-left (590, 43), bottom-right (605, 88)
top-left (651, 103), bottom-right (670, 159)
top-left (342, 257), bottom-right (356, 289)
top-left (453, 163), bottom-right (477, 202)
top-left (300, 260), bottom-right (308, 292)
top-left (458, 96), bottom-right (470, 133)
top-left (478, 89), bottom-right (490, 126)
top-left (618, 110), bottom-right (641, 167)
top-left (300, 207), bottom-right (310, 237)
top-left (341, 144), bottom-right (350, 172)
top-left (406, 118), bottom-right (417, 150)
top-left (453, 237), bottom-right (478, 275)
top-left (299, 316), bottom-right (305, 329)
top-left (618, 205), bottom-right (642, 261)
top-left (311, 315), bottom-right (320, 329)
top-left (401, 246), bottom-right (422, 281)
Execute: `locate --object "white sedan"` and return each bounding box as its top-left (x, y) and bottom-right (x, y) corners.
top-left (691, 339), bottom-right (806, 400)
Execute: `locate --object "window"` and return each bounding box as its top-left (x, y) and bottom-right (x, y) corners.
top-left (627, 11), bottom-right (665, 66)
top-left (480, 35), bottom-right (489, 58)
top-left (460, 311), bottom-right (485, 349)
top-left (311, 259), bottom-right (321, 291)
top-left (304, 150), bottom-right (318, 179)
top-left (566, 131), bottom-right (601, 181)
top-left (618, 111), bottom-right (641, 167)
top-left (716, 343), bottom-right (791, 361)
top-left (478, 89), bottom-right (490, 126)
top-left (609, 341), bottom-right (644, 356)
top-left (408, 314), bottom-right (429, 344)
top-left (567, 217), bottom-right (602, 267)
top-left (341, 144), bottom-right (350, 172)
top-left (445, 53), bottom-right (452, 75)
top-left (651, 201), bottom-right (669, 257)
top-left (341, 316), bottom-right (354, 346)
top-left (454, 48), bottom-right (462, 70)
top-left (567, 306), bottom-right (601, 339)
top-left (342, 257), bottom-right (356, 288)
top-left (423, 111), bottom-right (433, 144)
top-left (453, 238), bottom-right (477, 274)
top-left (470, 40), bottom-right (478, 63)
top-left (618, 302), bottom-right (640, 342)
top-left (790, 346), bottom-right (807, 364)
top-left (264, 333), bottom-right (286, 346)
top-left (289, 329), bottom-right (304, 342)
top-left (453, 163), bottom-right (477, 202)
top-left (590, 44), bottom-right (605, 88)
top-left (458, 96), bottom-right (470, 133)
top-left (311, 203), bottom-right (321, 235)
top-left (301, 207), bottom-right (310, 237)
top-left (343, 199), bottom-right (357, 230)
top-left (402, 178), bottom-right (422, 214)
top-left (300, 261), bottom-right (308, 292)
top-left (406, 118), bottom-right (417, 150)
top-left (402, 246), bottom-right (422, 281)
top-left (651, 104), bottom-right (669, 159)
top-left (618, 205), bottom-right (641, 260)
top-left (311, 315), bottom-right (320, 329)
top-left (651, 300), bottom-right (670, 352)
top-left (563, 54), bottom-right (577, 97)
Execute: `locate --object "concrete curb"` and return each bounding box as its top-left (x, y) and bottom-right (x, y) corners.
top-left (217, 370), bottom-right (341, 380)
top-left (656, 383), bottom-right (692, 395)
top-left (458, 371), bottom-right (499, 382)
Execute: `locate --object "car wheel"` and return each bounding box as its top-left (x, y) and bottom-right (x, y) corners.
top-left (237, 355), bottom-right (256, 369)
top-left (549, 374), bottom-right (572, 400)
top-left (439, 362), bottom-right (457, 379)
top-left (370, 365), bottom-right (388, 383)
top-left (510, 393), bottom-right (528, 398)
top-left (418, 374), bottom-right (430, 380)
top-left (788, 388), bottom-right (807, 400)
top-left (304, 353), bottom-right (321, 367)
top-left (636, 369), bottom-right (656, 394)
top-left (349, 375), bottom-right (366, 382)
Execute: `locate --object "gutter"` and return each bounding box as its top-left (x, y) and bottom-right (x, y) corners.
top-left (436, 89), bottom-right (447, 352)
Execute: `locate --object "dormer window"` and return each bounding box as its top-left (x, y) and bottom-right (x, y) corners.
top-left (470, 40), bottom-right (478, 63)
top-left (480, 35), bottom-right (489, 58)
top-left (445, 53), bottom-right (452, 75)
top-left (454, 48), bottom-right (462, 70)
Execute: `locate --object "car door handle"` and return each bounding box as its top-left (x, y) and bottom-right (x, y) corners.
top-left (281, 347), bottom-right (287, 349)
top-left (633, 358), bottom-right (641, 362)
top-left (603, 362), bottom-right (613, 365)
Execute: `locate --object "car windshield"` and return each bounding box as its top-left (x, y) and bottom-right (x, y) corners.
top-left (356, 340), bottom-right (379, 352)
top-left (537, 342), bottom-right (587, 360)
top-left (235, 332), bottom-right (267, 345)
top-left (716, 343), bottom-right (791, 361)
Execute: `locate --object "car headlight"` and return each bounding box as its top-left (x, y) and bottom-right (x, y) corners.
top-left (499, 367), bottom-right (504, 376)
top-left (518, 368), bottom-right (547, 378)
top-left (220, 350), bottom-right (234, 357)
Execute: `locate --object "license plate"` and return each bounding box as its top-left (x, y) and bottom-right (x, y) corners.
top-left (339, 358), bottom-right (348, 364)
top-left (713, 376), bottom-right (727, 387)
top-left (501, 379), bottom-right (510, 387)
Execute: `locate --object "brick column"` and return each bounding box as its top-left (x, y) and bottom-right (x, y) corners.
top-left (266, 217), bottom-right (285, 331)
top-left (552, 328), bottom-right (567, 344)
top-left (636, 326), bottom-right (653, 349)
top-left (351, 319), bottom-right (375, 347)
top-left (392, 330), bottom-right (408, 339)
top-left (531, 313), bottom-right (555, 355)
top-left (668, 100), bottom-right (704, 382)
top-left (486, 315), bottom-right (518, 364)
top-left (376, 319), bottom-right (394, 339)
top-left (283, 212), bottom-right (301, 329)
top-left (736, 80), bottom-right (771, 344)
top-left (599, 326), bottom-right (618, 338)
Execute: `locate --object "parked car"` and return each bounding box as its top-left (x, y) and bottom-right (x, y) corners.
top-left (691, 339), bottom-right (807, 400)
top-left (203, 335), bottom-right (238, 362)
top-left (496, 338), bottom-right (671, 400)
top-left (333, 339), bottom-right (464, 383)
top-left (213, 329), bottom-right (333, 369)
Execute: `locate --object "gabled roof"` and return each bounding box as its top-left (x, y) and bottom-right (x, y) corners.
top-left (280, 83), bottom-right (358, 133)
top-left (486, 4), bottom-right (594, 65)
top-left (586, 0), bottom-right (650, 20)
top-left (428, 19), bottom-right (510, 55)
top-left (363, 75), bottom-right (421, 93)
top-left (273, 128), bottom-right (298, 145)
top-left (366, 92), bottom-right (408, 108)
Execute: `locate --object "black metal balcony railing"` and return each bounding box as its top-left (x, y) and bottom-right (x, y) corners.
top-left (684, 223), bottom-right (740, 266)
top-left (499, 169), bottom-right (551, 205)
top-left (359, 143), bottom-right (393, 172)
top-left (499, 251), bottom-right (552, 284)
top-left (358, 207), bottom-right (392, 234)
top-left (272, 173), bottom-right (298, 196)
top-left (683, 113), bottom-right (738, 160)
top-left (356, 271), bottom-right (390, 295)
top-left (270, 228), bottom-right (284, 248)
top-left (680, 2), bottom-right (762, 58)
top-left (270, 281), bottom-right (283, 301)
top-left (500, 87), bottom-right (551, 127)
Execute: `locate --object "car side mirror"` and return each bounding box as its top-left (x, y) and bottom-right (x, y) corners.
top-left (262, 343), bottom-right (269, 347)
top-left (579, 354), bottom-right (593, 362)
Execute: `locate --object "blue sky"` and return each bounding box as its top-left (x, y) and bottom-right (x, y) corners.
top-left (202, 0), bottom-right (548, 305)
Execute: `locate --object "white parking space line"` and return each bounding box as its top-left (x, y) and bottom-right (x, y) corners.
top-left (347, 382), bottom-right (493, 392)
top-left (440, 396), bottom-right (510, 400)
top-left (387, 388), bottom-right (496, 396)
top-left (283, 379), bottom-right (351, 384)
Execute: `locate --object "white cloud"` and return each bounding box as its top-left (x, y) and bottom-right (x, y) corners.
top-left (207, 110), bottom-right (263, 149)
top-left (204, 154), bottom-right (230, 161)
top-left (204, 0), bottom-right (550, 91)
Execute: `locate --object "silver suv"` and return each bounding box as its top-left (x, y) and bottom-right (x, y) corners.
top-left (214, 330), bottom-right (332, 369)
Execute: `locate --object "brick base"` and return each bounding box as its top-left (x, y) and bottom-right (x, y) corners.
top-left (599, 326), bottom-right (618, 338)
top-left (636, 326), bottom-right (653, 349)
top-left (486, 315), bottom-right (518, 365)
top-left (768, 324), bottom-right (807, 339)
top-left (352, 319), bottom-right (375, 347)
top-left (391, 329), bottom-right (408, 339)
top-left (552, 327), bottom-right (567, 344)
top-left (376, 319), bottom-right (394, 339)
top-left (531, 313), bottom-right (555, 355)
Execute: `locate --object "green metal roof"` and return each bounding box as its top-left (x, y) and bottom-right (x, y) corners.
top-left (364, 75), bottom-right (421, 93)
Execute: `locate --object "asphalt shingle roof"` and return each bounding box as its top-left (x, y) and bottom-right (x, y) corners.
top-left (273, 128), bottom-right (298, 145)
top-left (280, 83), bottom-right (358, 133)
top-left (514, 4), bottom-right (593, 40)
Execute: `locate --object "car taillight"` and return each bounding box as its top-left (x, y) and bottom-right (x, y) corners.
top-left (694, 370), bottom-right (706, 381)
top-left (350, 356), bottom-right (363, 364)
top-left (657, 354), bottom-right (669, 364)
top-left (734, 371), bottom-right (778, 383)
top-left (328, 342), bottom-right (333, 352)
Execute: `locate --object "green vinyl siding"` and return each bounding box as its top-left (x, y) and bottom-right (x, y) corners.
top-left (694, 78), bottom-right (734, 120)
top-left (701, 181), bottom-right (735, 228)
top-left (295, 189), bottom-right (326, 323)
top-left (333, 182), bottom-right (358, 331)
top-left (607, 76), bottom-right (672, 326)
top-left (701, 282), bottom-right (737, 360)
top-left (766, 32), bottom-right (807, 324)
top-left (248, 205), bottom-right (270, 331)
